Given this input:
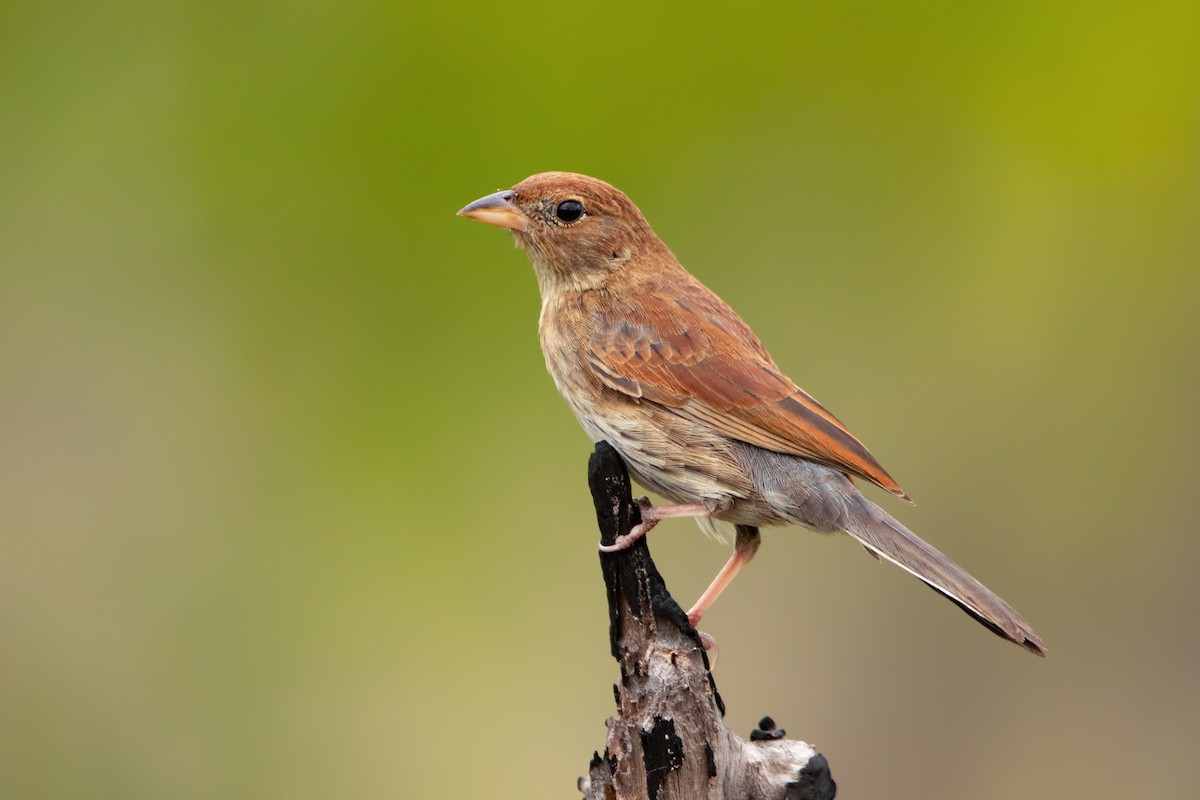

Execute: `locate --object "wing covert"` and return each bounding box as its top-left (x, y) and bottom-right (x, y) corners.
top-left (583, 281), bottom-right (908, 499)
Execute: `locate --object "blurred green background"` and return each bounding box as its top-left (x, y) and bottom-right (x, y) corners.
top-left (1, 1), bottom-right (1197, 798)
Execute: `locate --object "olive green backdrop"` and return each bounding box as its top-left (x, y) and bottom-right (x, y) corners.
top-left (2, 2), bottom-right (1196, 798)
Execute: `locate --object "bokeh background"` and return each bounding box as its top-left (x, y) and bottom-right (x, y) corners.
top-left (2, 2), bottom-right (1197, 798)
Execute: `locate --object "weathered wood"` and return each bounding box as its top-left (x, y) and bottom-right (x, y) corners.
top-left (579, 442), bottom-right (837, 800)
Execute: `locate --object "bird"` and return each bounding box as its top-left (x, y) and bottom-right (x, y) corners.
top-left (458, 171), bottom-right (1044, 656)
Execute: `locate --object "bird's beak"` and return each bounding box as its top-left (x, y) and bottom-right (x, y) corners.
top-left (457, 190), bottom-right (528, 232)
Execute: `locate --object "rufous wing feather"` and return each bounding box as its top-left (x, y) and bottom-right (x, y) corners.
top-left (583, 275), bottom-right (909, 500)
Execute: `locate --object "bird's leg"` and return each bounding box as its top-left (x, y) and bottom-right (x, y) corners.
top-left (686, 525), bottom-right (762, 628)
top-left (598, 497), bottom-right (729, 553)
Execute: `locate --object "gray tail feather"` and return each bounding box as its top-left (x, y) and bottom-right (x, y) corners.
top-left (845, 496), bottom-right (1045, 656)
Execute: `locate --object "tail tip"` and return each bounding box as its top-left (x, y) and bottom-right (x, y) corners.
top-left (1017, 631), bottom-right (1047, 658)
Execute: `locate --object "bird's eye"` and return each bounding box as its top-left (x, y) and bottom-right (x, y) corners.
top-left (555, 199), bottom-right (585, 223)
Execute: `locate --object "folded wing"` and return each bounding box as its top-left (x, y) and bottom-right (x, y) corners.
top-left (583, 277), bottom-right (909, 500)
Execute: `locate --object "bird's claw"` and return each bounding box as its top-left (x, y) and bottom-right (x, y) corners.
top-left (598, 497), bottom-right (665, 552)
top-left (597, 518), bottom-right (659, 553)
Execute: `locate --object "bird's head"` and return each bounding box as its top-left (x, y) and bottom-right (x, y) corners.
top-left (458, 172), bottom-right (670, 296)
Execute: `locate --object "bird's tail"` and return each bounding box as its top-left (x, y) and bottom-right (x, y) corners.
top-left (844, 496), bottom-right (1045, 656)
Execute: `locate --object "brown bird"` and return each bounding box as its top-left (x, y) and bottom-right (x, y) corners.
top-left (459, 171), bottom-right (1044, 656)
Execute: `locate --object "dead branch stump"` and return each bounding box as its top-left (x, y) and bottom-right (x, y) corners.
top-left (579, 441), bottom-right (836, 800)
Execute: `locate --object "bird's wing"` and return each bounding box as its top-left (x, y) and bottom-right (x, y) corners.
top-left (583, 277), bottom-right (909, 500)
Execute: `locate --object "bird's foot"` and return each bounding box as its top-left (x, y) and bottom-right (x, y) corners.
top-left (685, 607), bottom-right (721, 661)
top-left (598, 515), bottom-right (660, 552)
top-left (597, 497), bottom-right (714, 552)
top-left (692, 627), bottom-right (719, 664)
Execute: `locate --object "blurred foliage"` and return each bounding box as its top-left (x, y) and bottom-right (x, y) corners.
top-left (1, 1), bottom-right (1197, 798)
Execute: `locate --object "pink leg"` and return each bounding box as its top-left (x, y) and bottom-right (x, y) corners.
top-left (598, 497), bottom-right (725, 553)
top-left (686, 525), bottom-right (762, 627)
